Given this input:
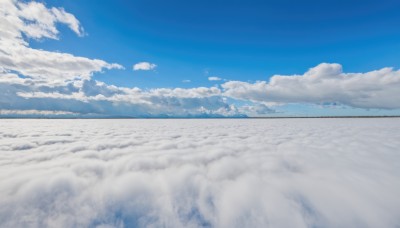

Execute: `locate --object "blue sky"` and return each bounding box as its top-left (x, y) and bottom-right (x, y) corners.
top-left (1, 0), bottom-right (400, 117)
top-left (36, 0), bottom-right (400, 87)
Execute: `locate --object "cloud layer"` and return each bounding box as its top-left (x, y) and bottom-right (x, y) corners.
top-left (0, 119), bottom-right (399, 227)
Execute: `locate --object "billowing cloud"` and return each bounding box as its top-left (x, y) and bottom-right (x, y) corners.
top-left (208, 76), bottom-right (222, 81)
top-left (133, 62), bottom-right (157, 71)
top-left (1, 119), bottom-right (399, 227)
top-left (0, 0), bottom-right (123, 85)
top-left (222, 63), bottom-right (400, 109)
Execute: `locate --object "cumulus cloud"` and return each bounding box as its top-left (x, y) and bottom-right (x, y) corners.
top-left (133, 62), bottom-right (157, 71)
top-left (208, 76), bottom-right (222, 81)
top-left (0, 0), bottom-right (123, 85)
top-left (0, 119), bottom-right (399, 227)
top-left (222, 63), bottom-right (400, 109)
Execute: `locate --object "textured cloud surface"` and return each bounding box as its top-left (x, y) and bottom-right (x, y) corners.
top-left (1, 119), bottom-right (400, 227)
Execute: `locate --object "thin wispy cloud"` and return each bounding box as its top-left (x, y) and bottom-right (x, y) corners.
top-left (208, 76), bottom-right (222, 81)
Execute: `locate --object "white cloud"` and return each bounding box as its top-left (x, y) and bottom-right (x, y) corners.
top-left (182, 79), bottom-right (191, 83)
top-left (208, 76), bottom-right (222, 81)
top-left (0, 0), bottom-right (123, 85)
top-left (133, 62), bottom-right (157, 71)
top-left (17, 1), bottom-right (84, 38)
top-left (0, 119), bottom-right (399, 227)
top-left (222, 63), bottom-right (400, 109)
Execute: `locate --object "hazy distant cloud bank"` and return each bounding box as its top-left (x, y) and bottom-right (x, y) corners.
top-left (208, 76), bottom-right (222, 81)
top-left (1, 0), bottom-right (400, 117)
top-left (0, 119), bottom-right (400, 227)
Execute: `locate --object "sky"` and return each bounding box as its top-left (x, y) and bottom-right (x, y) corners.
top-left (1, 0), bottom-right (400, 117)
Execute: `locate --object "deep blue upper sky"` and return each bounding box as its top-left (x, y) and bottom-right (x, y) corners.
top-left (34, 0), bottom-right (400, 89)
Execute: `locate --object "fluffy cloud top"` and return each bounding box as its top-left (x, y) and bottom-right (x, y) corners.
top-left (1, 119), bottom-right (399, 227)
top-left (133, 62), bottom-right (157, 71)
top-left (222, 63), bottom-right (400, 109)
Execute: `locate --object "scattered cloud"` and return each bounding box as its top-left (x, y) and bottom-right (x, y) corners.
top-left (182, 79), bottom-right (191, 83)
top-left (133, 62), bottom-right (157, 71)
top-left (0, 119), bottom-right (399, 227)
top-left (208, 76), bottom-right (222, 81)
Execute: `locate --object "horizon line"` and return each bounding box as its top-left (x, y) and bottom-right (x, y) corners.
top-left (1, 116), bottom-right (400, 120)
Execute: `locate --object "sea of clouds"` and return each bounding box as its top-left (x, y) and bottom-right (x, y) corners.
top-left (1, 119), bottom-right (400, 228)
